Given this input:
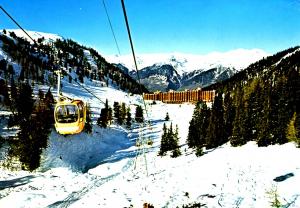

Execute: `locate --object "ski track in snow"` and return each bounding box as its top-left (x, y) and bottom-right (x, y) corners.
top-left (44, 114), bottom-right (162, 208)
top-left (47, 159), bottom-right (135, 208)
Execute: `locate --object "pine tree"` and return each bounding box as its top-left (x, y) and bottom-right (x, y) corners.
top-left (0, 59), bottom-right (7, 74)
top-left (246, 82), bottom-right (263, 142)
top-left (78, 72), bottom-right (84, 83)
top-left (223, 91), bottom-right (235, 141)
top-left (159, 123), bottom-right (181, 157)
top-left (257, 81), bottom-right (273, 147)
top-left (270, 77), bottom-right (289, 144)
top-left (120, 102), bottom-right (127, 125)
top-left (187, 118), bottom-right (197, 148)
top-left (171, 125), bottom-right (181, 158)
top-left (159, 123), bottom-right (168, 156)
top-left (167, 122), bottom-right (174, 150)
top-left (135, 105), bottom-right (144, 123)
top-left (206, 93), bottom-right (226, 149)
top-left (0, 80), bottom-right (10, 106)
top-left (16, 83), bottom-right (34, 122)
top-left (107, 105), bottom-right (113, 125)
top-left (97, 99), bottom-right (111, 128)
top-left (286, 112), bottom-right (299, 147)
top-left (38, 89), bottom-right (45, 100)
top-left (45, 88), bottom-right (55, 107)
top-left (296, 112), bottom-right (300, 141)
top-left (165, 112), bottom-right (170, 121)
top-left (230, 86), bottom-right (247, 147)
top-left (113, 102), bottom-right (121, 124)
top-left (9, 78), bottom-right (18, 114)
top-left (7, 64), bottom-right (14, 80)
top-left (187, 101), bottom-right (210, 149)
top-left (126, 107), bottom-right (132, 129)
top-left (84, 103), bottom-right (93, 133)
top-left (9, 85), bottom-right (51, 171)
top-left (98, 108), bottom-right (108, 128)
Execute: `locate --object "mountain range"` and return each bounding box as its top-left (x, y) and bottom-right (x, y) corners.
top-left (107, 50), bottom-right (268, 92)
top-left (0, 29), bottom-right (269, 93)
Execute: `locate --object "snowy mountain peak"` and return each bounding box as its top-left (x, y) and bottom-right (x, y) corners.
top-left (106, 49), bottom-right (269, 76)
top-left (111, 49), bottom-right (269, 92)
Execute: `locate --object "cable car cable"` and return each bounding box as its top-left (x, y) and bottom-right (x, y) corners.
top-left (0, 6), bottom-right (37, 44)
top-left (121, 0), bottom-right (154, 176)
top-left (101, 0), bottom-right (121, 56)
top-left (120, 0), bottom-right (150, 119)
top-left (63, 70), bottom-right (106, 105)
top-left (0, 6), bottom-right (106, 106)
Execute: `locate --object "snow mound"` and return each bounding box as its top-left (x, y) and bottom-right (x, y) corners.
top-left (40, 125), bottom-right (131, 172)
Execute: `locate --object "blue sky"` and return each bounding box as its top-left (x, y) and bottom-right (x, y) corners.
top-left (1, 0), bottom-right (300, 55)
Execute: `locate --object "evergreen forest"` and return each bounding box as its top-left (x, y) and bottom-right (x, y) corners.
top-left (188, 46), bottom-right (300, 153)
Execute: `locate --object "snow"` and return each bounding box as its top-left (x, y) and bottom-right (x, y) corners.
top-left (1, 29), bottom-right (61, 44)
top-left (1, 30), bottom-right (299, 208)
top-left (1, 92), bottom-right (300, 207)
top-left (106, 49), bottom-right (269, 75)
top-left (275, 47), bottom-right (300, 66)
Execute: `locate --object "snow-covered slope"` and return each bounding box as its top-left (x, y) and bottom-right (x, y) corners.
top-left (3, 29), bottom-right (61, 43)
top-left (1, 101), bottom-right (300, 208)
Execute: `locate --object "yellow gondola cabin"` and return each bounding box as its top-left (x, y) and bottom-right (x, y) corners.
top-left (54, 99), bottom-right (86, 135)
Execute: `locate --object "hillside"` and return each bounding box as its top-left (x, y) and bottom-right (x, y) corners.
top-left (187, 45), bottom-right (300, 150)
top-left (0, 29), bottom-right (148, 94)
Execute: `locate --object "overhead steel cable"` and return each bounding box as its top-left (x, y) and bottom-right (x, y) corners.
top-left (120, 0), bottom-right (149, 119)
top-left (0, 5), bottom-right (106, 105)
top-left (0, 6), bottom-right (36, 44)
top-left (66, 72), bottom-right (106, 105)
top-left (101, 0), bottom-right (121, 56)
top-left (121, 0), bottom-right (153, 176)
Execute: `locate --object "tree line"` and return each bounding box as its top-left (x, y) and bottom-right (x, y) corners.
top-left (96, 99), bottom-right (144, 129)
top-left (187, 46), bottom-right (300, 155)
